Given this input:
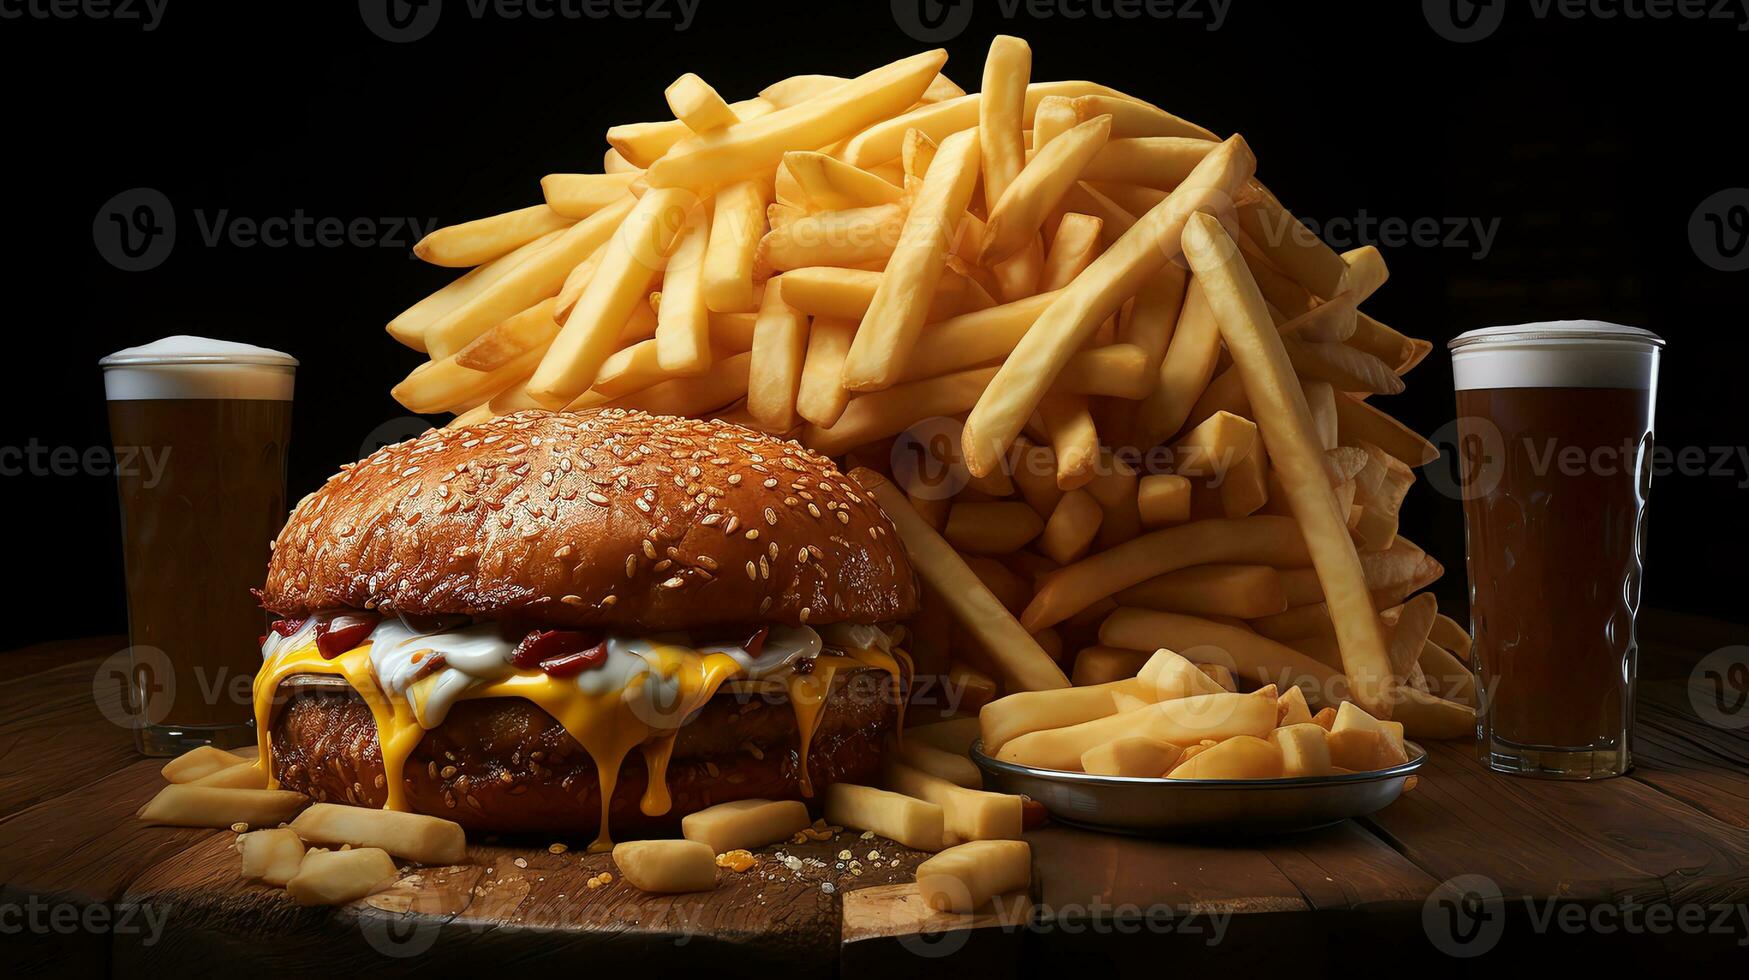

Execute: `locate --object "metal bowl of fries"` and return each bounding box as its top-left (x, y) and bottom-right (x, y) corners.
top-left (970, 738), bottom-right (1425, 836)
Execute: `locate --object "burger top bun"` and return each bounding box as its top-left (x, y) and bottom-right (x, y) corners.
top-left (261, 410), bottom-right (918, 630)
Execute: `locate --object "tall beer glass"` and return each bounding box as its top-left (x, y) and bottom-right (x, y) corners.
top-left (1448, 322), bottom-right (1662, 779)
top-left (101, 337), bottom-right (296, 756)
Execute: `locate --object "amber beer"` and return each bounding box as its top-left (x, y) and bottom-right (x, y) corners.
top-left (101, 337), bottom-right (296, 756)
top-left (1449, 322), bottom-right (1662, 778)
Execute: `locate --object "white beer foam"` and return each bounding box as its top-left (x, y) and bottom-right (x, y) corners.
top-left (1449, 320), bottom-right (1663, 391)
top-left (100, 335), bottom-right (297, 401)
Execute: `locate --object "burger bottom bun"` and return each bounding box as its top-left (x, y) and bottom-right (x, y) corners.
top-left (268, 669), bottom-right (896, 835)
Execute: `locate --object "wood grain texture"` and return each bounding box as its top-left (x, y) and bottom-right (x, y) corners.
top-left (2, 621), bottom-right (1747, 973)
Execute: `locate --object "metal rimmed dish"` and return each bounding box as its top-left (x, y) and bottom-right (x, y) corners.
top-left (971, 738), bottom-right (1426, 836)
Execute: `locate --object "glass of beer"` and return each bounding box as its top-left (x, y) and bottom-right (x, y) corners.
top-left (100, 337), bottom-right (296, 756)
top-left (1448, 322), bottom-right (1662, 779)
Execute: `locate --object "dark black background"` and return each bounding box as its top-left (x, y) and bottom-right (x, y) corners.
top-left (4, 0), bottom-right (1746, 647)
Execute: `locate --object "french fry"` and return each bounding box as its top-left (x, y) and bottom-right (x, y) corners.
top-left (387, 227), bottom-right (569, 352)
top-left (1137, 474), bottom-right (1192, 528)
top-left (746, 280), bottom-right (810, 430)
top-left (803, 368), bottom-right (996, 456)
top-left (894, 737), bottom-right (983, 789)
top-left (1115, 564), bottom-right (1288, 620)
top-left (1167, 735), bottom-right (1283, 779)
top-left (1386, 592), bottom-right (1439, 682)
top-left (554, 242), bottom-right (607, 318)
top-left (1099, 607), bottom-right (1346, 707)
top-left (1023, 515), bottom-right (1311, 629)
top-left (162, 745), bottom-right (249, 784)
top-left (1069, 646), bottom-right (1149, 686)
top-left (1134, 277), bottom-right (1220, 448)
top-left (882, 761), bottom-right (1023, 841)
top-left (287, 847), bottom-right (399, 907)
top-left (1283, 338), bottom-right (1406, 395)
top-left (824, 783), bottom-right (946, 851)
top-left (1081, 735), bottom-right (1186, 778)
top-left (1419, 639), bottom-right (1477, 706)
top-left (238, 827), bottom-right (305, 886)
top-left (979, 35), bottom-right (1032, 215)
top-left (795, 315), bottom-right (856, 427)
top-left (703, 178), bottom-right (774, 312)
top-left (681, 799), bottom-right (811, 853)
top-left (979, 114), bottom-right (1112, 266)
top-left (415, 204), bottom-right (575, 268)
top-left (1180, 211), bottom-right (1395, 716)
top-left (782, 151), bottom-right (903, 209)
top-left (542, 172), bottom-right (639, 218)
top-left (1031, 94), bottom-right (1079, 149)
top-left (1082, 136), bottom-right (1216, 188)
top-left (1119, 264), bottom-right (1188, 370)
top-left (997, 689), bottom-right (1277, 771)
top-left (665, 72), bottom-right (739, 134)
top-left (1304, 380), bottom-right (1338, 450)
top-left (965, 133), bottom-right (1252, 479)
top-left (1070, 94), bottom-right (1216, 141)
top-left (528, 189), bottom-right (693, 406)
top-left (843, 127), bottom-right (982, 390)
top-left (1232, 188), bottom-right (1347, 299)
top-left (1350, 442), bottom-right (1415, 551)
top-left (1040, 213), bottom-right (1105, 291)
top-left (852, 469), bottom-right (1069, 692)
top-left (654, 203), bottom-right (714, 374)
top-left (780, 266), bottom-right (962, 322)
top-left (290, 803), bottom-right (467, 865)
top-left (916, 840), bottom-right (1032, 914)
top-left (1430, 613), bottom-right (1472, 663)
top-left (1333, 392), bottom-right (1438, 467)
top-left (423, 195), bottom-right (634, 360)
top-left (839, 80), bottom-right (1141, 168)
top-left (1038, 395), bottom-right (1098, 489)
top-left (758, 201), bottom-right (905, 272)
top-left (894, 291), bottom-right (1060, 382)
top-left (1088, 182), bottom-right (1169, 218)
top-left (1391, 687), bottom-right (1477, 740)
top-left (1038, 488), bottom-right (1102, 563)
top-left (601, 350), bottom-right (751, 417)
top-left (944, 502), bottom-right (1045, 556)
top-left (1054, 181), bottom-right (1137, 245)
top-left (647, 50), bottom-right (947, 190)
top-left (137, 785), bottom-right (308, 829)
top-left (607, 96), bottom-right (768, 167)
top-left (613, 839), bottom-right (718, 893)
top-left (1053, 344), bottom-right (1154, 399)
top-left (1007, 438), bottom-right (1064, 517)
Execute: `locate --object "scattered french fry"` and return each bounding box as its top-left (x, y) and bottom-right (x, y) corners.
top-left (286, 847), bottom-right (399, 907)
top-left (613, 839), bottom-right (718, 893)
top-left (289, 803), bottom-right (467, 865)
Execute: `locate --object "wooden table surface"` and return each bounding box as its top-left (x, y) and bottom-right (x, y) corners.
top-left (3, 611), bottom-right (1746, 976)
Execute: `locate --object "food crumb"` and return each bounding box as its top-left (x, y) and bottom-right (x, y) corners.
top-left (513, 857), bottom-right (529, 869)
top-left (229, 822), bottom-right (248, 833)
top-left (716, 849), bottom-right (758, 872)
top-left (548, 843), bottom-right (568, 854)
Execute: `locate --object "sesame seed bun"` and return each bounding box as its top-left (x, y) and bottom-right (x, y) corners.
top-left (260, 409), bottom-right (918, 629)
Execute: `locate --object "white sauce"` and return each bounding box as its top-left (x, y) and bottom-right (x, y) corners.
top-left (261, 615), bottom-right (848, 731)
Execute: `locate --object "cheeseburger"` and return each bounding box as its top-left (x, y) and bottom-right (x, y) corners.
top-left (252, 409), bottom-right (916, 849)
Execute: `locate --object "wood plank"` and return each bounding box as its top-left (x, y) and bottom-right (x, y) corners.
top-left (0, 635), bottom-right (125, 683)
top-left (117, 819), bottom-right (932, 974)
top-left (840, 884), bottom-right (1029, 980)
top-left (0, 654), bottom-right (143, 819)
top-left (1364, 740), bottom-right (1749, 907)
top-left (0, 760), bottom-right (216, 974)
top-left (1631, 676), bottom-right (1749, 829)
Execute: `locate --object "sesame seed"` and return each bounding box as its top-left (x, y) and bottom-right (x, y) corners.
top-left (764, 507), bottom-right (778, 525)
top-left (661, 576), bottom-right (685, 589)
top-left (746, 561), bottom-right (757, 581)
top-left (586, 491), bottom-right (610, 506)
top-left (745, 529), bottom-right (758, 540)
top-left (642, 540), bottom-right (658, 560)
top-left (625, 555), bottom-right (639, 578)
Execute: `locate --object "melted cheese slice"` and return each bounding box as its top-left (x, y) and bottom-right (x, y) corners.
top-left (253, 625), bottom-right (907, 851)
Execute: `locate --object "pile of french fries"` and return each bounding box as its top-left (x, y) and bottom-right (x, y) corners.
top-left (980, 647), bottom-right (1418, 780)
top-left (386, 37), bottom-right (1476, 742)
